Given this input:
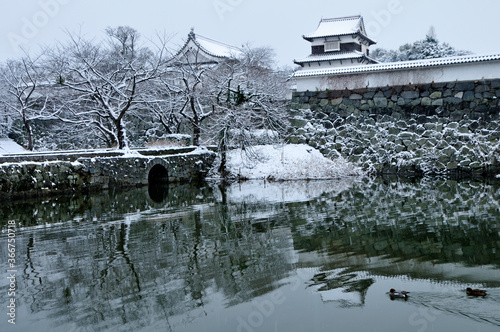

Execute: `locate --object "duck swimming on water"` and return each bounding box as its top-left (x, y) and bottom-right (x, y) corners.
top-left (389, 288), bottom-right (410, 299)
top-left (466, 287), bottom-right (487, 296)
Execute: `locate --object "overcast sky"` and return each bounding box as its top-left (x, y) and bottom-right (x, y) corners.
top-left (1, 0), bottom-right (500, 67)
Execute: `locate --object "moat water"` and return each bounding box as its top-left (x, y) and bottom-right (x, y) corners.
top-left (1, 178), bottom-right (500, 331)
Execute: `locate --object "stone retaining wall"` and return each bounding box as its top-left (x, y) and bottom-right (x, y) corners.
top-left (289, 79), bottom-right (500, 177)
top-left (0, 150), bottom-right (216, 200)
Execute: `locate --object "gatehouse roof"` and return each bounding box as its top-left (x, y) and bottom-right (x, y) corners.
top-left (303, 15), bottom-right (376, 45)
top-left (169, 29), bottom-right (243, 65)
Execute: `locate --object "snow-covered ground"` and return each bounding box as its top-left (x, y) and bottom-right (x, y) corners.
top-left (0, 138), bottom-right (25, 154)
top-left (226, 144), bottom-right (363, 180)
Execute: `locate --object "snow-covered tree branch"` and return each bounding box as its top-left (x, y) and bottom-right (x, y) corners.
top-left (48, 27), bottom-right (170, 149)
top-left (0, 54), bottom-right (58, 150)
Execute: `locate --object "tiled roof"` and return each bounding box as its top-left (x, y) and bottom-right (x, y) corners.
top-left (193, 34), bottom-right (243, 58)
top-left (293, 53), bottom-right (500, 78)
top-left (294, 51), bottom-right (375, 64)
top-left (170, 30), bottom-right (242, 63)
top-left (303, 16), bottom-right (376, 45)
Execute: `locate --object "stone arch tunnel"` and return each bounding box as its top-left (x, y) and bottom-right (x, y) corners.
top-left (148, 163), bottom-right (169, 185)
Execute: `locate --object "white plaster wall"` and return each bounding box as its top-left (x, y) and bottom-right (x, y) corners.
top-left (294, 60), bottom-right (500, 91)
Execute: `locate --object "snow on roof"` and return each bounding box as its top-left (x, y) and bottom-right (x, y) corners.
top-left (0, 138), bottom-right (26, 154)
top-left (294, 51), bottom-right (373, 64)
top-left (194, 34), bottom-right (243, 58)
top-left (293, 53), bottom-right (500, 78)
top-left (168, 30), bottom-right (243, 65)
top-left (303, 15), bottom-right (375, 44)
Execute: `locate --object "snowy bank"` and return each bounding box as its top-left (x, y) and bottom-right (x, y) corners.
top-left (0, 138), bottom-right (26, 154)
top-left (226, 144), bottom-right (363, 180)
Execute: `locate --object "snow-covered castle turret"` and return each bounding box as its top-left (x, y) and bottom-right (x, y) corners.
top-left (294, 15), bottom-right (378, 69)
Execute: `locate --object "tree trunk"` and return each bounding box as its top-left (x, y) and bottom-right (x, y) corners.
top-left (217, 130), bottom-right (228, 176)
top-left (192, 124), bottom-right (200, 146)
top-left (115, 120), bottom-right (128, 149)
top-left (23, 117), bottom-right (34, 151)
top-left (190, 98), bottom-right (201, 146)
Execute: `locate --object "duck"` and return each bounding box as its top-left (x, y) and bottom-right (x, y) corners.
top-left (466, 287), bottom-right (487, 297)
top-left (389, 288), bottom-right (410, 299)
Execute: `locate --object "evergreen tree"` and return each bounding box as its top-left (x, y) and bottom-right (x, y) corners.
top-left (372, 27), bottom-right (471, 63)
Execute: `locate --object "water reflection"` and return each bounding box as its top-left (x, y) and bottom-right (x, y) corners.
top-left (1, 178), bottom-right (500, 331)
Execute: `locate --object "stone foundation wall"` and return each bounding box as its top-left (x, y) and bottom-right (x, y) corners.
top-left (289, 79), bottom-right (500, 177)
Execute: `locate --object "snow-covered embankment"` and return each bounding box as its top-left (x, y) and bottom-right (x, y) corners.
top-left (226, 144), bottom-right (363, 180)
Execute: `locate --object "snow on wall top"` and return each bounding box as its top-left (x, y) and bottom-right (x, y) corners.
top-left (293, 53), bottom-right (500, 78)
top-left (303, 15), bottom-right (375, 44)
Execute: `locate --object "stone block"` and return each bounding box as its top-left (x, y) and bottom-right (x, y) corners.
top-left (443, 89), bottom-right (453, 97)
top-left (450, 110), bottom-right (465, 121)
top-left (421, 97), bottom-right (432, 106)
top-left (491, 79), bottom-right (500, 89)
top-left (319, 99), bottom-right (329, 107)
top-left (455, 81), bottom-right (475, 91)
top-left (401, 90), bottom-right (420, 99)
top-left (442, 146), bottom-right (457, 157)
top-left (331, 97), bottom-right (343, 106)
top-left (429, 91), bottom-right (442, 99)
top-left (475, 85), bottom-right (490, 93)
top-left (289, 117), bottom-right (309, 128)
top-left (374, 97), bottom-right (388, 108)
top-left (359, 103), bottom-right (370, 111)
top-left (458, 127), bottom-right (469, 134)
top-left (322, 120), bottom-right (334, 129)
top-left (438, 155), bottom-right (450, 164)
top-left (483, 92), bottom-right (495, 99)
top-left (395, 144), bottom-right (405, 153)
top-left (411, 99), bottom-right (421, 106)
top-left (317, 91), bottom-right (329, 99)
top-left (445, 97), bottom-right (462, 104)
top-left (463, 91), bottom-right (475, 101)
top-left (432, 99), bottom-right (444, 106)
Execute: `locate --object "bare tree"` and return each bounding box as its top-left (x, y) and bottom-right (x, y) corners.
top-left (50, 27), bottom-right (169, 149)
top-left (160, 57), bottom-right (215, 146)
top-left (0, 54), bottom-right (57, 150)
top-left (207, 46), bottom-right (291, 175)
top-left (106, 26), bottom-right (141, 59)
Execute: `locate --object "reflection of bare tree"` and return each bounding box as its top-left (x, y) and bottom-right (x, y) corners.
top-left (23, 236), bottom-right (43, 312)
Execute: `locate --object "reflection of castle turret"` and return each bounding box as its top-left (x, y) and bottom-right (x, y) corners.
top-left (306, 268), bottom-right (374, 307)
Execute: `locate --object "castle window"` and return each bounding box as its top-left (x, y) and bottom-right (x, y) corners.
top-left (312, 45), bottom-right (325, 54)
top-left (324, 41), bottom-right (340, 52)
